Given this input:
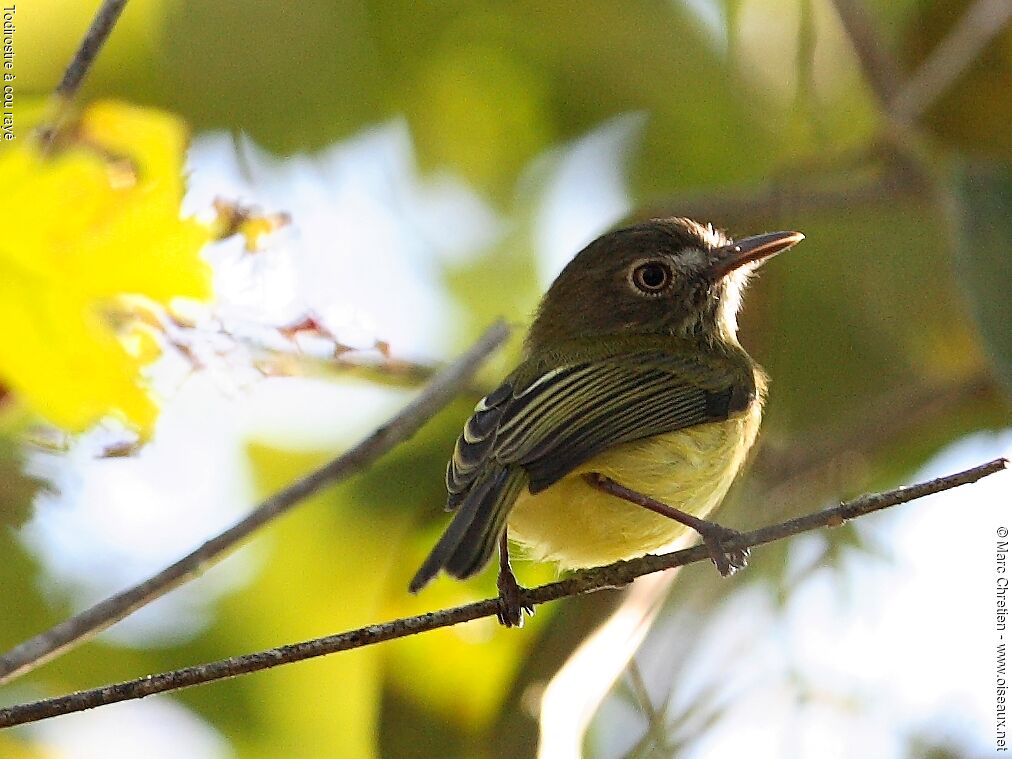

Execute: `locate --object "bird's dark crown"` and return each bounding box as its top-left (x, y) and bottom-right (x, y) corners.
top-left (525, 217), bottom-right (751, 351)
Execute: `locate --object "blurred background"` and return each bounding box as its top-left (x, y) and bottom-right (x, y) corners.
top-left (1, 0), bottom-right (1010, 757)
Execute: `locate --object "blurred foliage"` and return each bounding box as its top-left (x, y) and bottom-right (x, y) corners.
top-left (952, 162), bottom-right (1012, 395)
top-left (0, 735), bottom-right (48, 759)
top-left (0, 100), bottom-right (211, 437)
top-left (17, 0), bottom-right (871, 201)
top-left (0, 407), bottom-right (45, 528)
top-left (901, 0), bottom-right (1012, 155)
top-left (1, 0), bottom-right (1010, 758)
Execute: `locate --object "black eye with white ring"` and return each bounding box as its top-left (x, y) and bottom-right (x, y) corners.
top-left (631, 261), bottom-right (673, 294)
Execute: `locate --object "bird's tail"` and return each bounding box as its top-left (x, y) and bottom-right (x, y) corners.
top-left (409, 467), bottom-right (526, 593)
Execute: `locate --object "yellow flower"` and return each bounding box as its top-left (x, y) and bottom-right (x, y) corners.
top-left (0, 100), bottom-right (212, 437)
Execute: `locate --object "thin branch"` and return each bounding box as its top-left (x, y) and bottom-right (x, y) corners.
top-left (0, 321), bottom-right (511, 685)
top-left (644, 162), bottom-right (928, 228)
top-left (648, 0), bottom-right (1010, 231)
top-left (166, 314), bottom-right (488, 394)
top-left (829, 0), bottom-right (1010, 132)
top-left (38, 0), bottom-right (129, 149)
top-left (0, 458), bottom-right (1004, 729)
top-left (827, 0), bottom-right (904, 107)
top-left (625, 659), bottom-right (673, 758)
top-left (891, 0), bottom-right (1012, 123)
top-left (54, 0), bottom-right (129, 100)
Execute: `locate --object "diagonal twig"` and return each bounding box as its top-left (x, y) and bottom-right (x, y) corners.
top-left (891, 0), bottom-right (1012, 123)
top-left (827, 0), bottom-right (904, 107)
top-left (645, 162), bottom-right (929, 229)
top-left (39, 0), bottom-right (130, 149)
top-left (830, 0), bottom-right (1011, 131)
top-left (54, 0), bottom-right (129, 100)
top-left (0, 320), bottom-right (511, 685)
top-left (0, 458), bottom-right (1004, 729)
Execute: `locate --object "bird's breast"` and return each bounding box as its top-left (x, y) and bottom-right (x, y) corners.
top-left (507, 401), bottom-right (762, 569)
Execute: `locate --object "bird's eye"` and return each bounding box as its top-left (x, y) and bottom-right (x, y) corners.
top-left (630, 261), bottom-right (672, 294)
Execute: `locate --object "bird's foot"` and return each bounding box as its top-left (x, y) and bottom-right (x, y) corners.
top-left (582, 472), bottom-right (749, 578)
top-left (496, 567), bottom-right (534, 628)
top-left (693, 521), bottom-right (750, 577)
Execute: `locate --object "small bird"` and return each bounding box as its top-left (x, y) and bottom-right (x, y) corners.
top-left (409, 217), bottom-right (804, 625)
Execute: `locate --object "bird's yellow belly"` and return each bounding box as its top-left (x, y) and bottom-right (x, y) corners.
top-left (507, 403), bottom-right (761, 569)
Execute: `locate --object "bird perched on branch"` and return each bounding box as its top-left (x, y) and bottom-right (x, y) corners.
top-left (410, 217), bottom-right (804, 625)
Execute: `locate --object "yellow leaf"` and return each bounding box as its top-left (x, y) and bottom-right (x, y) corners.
top-left (0, 100), bottom-right (212, 437)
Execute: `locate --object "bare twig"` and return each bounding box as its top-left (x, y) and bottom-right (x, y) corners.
top-left (644, 163), bottom-right (928, 228)
top-left (649, 0), bottom-right (1009, 232)
top-left (0, 458), bottom-right (1003, 729)
top-left (163, 312), bottom-right (487, 393)
top-left (39, 0), bottom-right (130, 149)
top-left (0, 321), bottom-right (511, 685)
top-left (625, 660), bottom-right (673, 758)
top-left (54, 0), bottom-right (129, 100)
top-left (891, 0), bottom-right (1012, 123)
top-left (827, 0), bottom-right (904, 107)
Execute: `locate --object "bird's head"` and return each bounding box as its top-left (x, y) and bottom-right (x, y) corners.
top-left (526, 217), bottom-right (804, 349)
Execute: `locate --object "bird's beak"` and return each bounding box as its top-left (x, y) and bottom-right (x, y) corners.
top-left (707, 230), bottom-right (805, 280)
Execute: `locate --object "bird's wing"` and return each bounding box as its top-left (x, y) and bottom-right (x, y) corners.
top-left (501, 358), bottom-right (748, 492)
top-left (410, 352), bottom-right (752, 590)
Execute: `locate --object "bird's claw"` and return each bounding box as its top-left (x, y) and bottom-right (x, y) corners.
top-left (699, 524), bottom-right (749, 577)
top-left (496, 569), bottom-right (534, 628)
